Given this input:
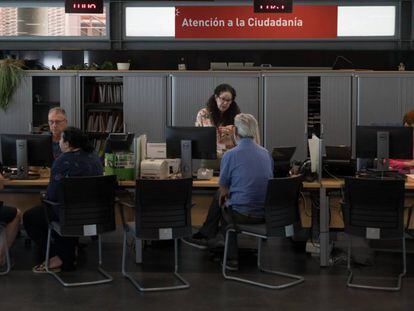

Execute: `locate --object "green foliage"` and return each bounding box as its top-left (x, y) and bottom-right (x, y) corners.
top-left (100, 61), bottom-right (115, 70)
top-left (0, 59), bottom-right (26, 111)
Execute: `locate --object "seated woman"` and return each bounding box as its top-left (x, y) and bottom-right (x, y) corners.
top-left (195, 83), bottom-right (241, 157)
top-left (23, 127), bottom-right (103, 272)
top-left (0, 200), bottom-right (21, 267)
top-left (389, 110), bottom-right (414, 173)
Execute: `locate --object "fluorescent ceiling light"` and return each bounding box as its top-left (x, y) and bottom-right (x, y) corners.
top-left (126, 7), bottom-right (175, 37)
top-left (337, 6), bottom-right (395, 37)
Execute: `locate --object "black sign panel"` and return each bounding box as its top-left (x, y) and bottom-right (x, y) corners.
top-left (65, 0), bottom-right (104, 14)
top-left (254, 0), bottom-right (293, 13)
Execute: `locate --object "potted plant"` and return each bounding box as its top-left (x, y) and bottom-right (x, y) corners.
top-left (117, 60), bottom-right (131, 70)
top-left (0, 58), bottom-right (26, 111)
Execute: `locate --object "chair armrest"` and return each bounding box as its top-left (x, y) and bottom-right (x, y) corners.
top-left (42, 199), bottom-right (61, 207)
top-left (41, 199), bottom-right (62, 224)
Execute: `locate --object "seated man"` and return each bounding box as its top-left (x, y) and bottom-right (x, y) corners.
top-left (185, 113), bottom-right (273, 269)
top-left (48, 107), bottom-right (68, 159)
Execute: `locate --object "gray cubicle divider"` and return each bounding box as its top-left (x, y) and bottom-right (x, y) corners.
top-left (123, 73), bottom-right (168, 143)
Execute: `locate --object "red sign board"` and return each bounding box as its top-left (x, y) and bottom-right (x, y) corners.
top-left (175, 5), bottom-right (338, 39)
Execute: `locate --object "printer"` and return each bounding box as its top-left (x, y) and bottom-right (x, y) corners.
top-left (140, 159), bottom-right (169, 179)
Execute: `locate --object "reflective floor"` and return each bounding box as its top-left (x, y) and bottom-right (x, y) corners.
top-left (1, 229), bottom-right (414, 311)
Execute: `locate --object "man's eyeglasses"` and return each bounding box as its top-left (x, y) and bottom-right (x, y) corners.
top-left (48, 119), bottom-right (66, 125)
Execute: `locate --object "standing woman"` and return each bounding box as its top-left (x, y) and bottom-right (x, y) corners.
top-left (23, 127), bottom-right (103, 272)
top-left (195, 84), bottom-right (242, 155)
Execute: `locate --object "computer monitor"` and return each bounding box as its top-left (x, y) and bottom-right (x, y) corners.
top-left (166, 126), bottom-right (217, 178)
top-left (104, 133), bottom-right (134, 153)
top-left (272, 147), bottom-right (296, 177)
top-left (323, 145), bottom-right (355, 177)
top-left (356, 126), bottom-right (413, 170)
top-left (0, 133), bottom-right (53, 179)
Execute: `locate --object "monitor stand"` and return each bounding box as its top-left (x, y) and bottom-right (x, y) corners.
top-left (8, 139), bottom-right (38, 180)
top-left (180, 139), bottom-right (192, 178)
top-left (376, 131), bottom-right (389, 171)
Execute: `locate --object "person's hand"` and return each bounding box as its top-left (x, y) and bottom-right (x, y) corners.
top-left (219, 193), bottom-right (227, 206)
top-left (218, 125), bottom-right (236, 149)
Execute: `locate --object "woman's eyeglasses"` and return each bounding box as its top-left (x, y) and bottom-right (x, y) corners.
top-left (218, 96), bottom-right (233, 103)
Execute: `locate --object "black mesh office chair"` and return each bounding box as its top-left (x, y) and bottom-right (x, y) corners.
top-left (120, 178), bottom-right (193, 292)
top-left (342, 177), bottom-right (406, 291)
top-left (43, 175), bottom-right (117, 287)
top-left (0, 223), bottom-right (11, 275)
top-left (222, 175), bottom-right (305, 289)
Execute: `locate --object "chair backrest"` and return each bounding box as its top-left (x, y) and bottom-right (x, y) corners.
top-left (135, 178), bottom-right (192, 240)
top-left (343, 177), bottom-right (405, 239)
top-left (58, 175), bottom-right (117, 236)
top-left (264, 175), bottom-right (302, 237)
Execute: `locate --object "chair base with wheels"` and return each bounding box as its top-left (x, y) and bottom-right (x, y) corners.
top-left (222, 227), bottom-right (304, 289)
top-left (0, 225), bottom-right (11, 275)
top-left (121, 223), bottom-right (189, 292)
top-left (45, 222), bottom-right (113, 287)
top-left (346, 234), bottom-right (406, 291)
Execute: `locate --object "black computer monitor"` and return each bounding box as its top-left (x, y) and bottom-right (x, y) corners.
top-left (104, 133), bottom-right (134, 153)
top-left (356, 126), bottom-right (413, 170)
top-left (272, 147), bottom-right (296, 177)
top-left (323, 145), bottom-right (355, 177)
top-left (166, 126), bottom-right (217, 177)
top-left (0, 133), bottom-right (53, 179)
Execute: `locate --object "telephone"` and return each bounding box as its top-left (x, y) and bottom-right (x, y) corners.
top-left (291, 160), bottom-right (317, 182)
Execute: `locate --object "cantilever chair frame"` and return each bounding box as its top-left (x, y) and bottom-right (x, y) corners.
top-left (43, 175), bottom-right (117, 287)
top-left (119, 178), bottom-right (192, 292)
top-left (343, 177), bottom-right (406, 291)
top-left (121, 221), bottom-right (189, 292)
top-left (222, 176), bottom-right (305, 289)
top-left (0, 224), bottom-right (11, 275)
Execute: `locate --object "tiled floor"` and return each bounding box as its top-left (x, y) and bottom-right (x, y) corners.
top-left (1, 230), bottom-right (414, 311)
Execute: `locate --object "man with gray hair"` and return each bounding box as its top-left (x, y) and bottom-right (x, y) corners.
top-left (184, 113), bottom-right (273, 270)
top-left (48, 107), bottom-right (68, 159)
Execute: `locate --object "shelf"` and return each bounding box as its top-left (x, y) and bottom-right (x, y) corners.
top-left (86, 132), bottom-right (110, 137)
top-left (85, 103), bottom-right (123, 110)
top-left (33, 102), bottom-right (60, 106)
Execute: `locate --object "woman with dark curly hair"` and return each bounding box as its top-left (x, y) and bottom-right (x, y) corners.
top-left (195, 84), bottom-right (241, 155)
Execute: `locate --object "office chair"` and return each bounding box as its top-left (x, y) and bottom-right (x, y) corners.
top-left (222, 175), bottom-right (305, 289)
top-left (43, 175), bottom-right (117, 287)
top-left (342, 177), bottom-right (406, 291)
top-left (120, 178), bottom-right (193, 292)
top-left (0, 223), bottom-right (11, 275)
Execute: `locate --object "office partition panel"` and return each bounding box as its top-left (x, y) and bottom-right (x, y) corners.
top-left (321, 76), bottom-right (352, 146)
top-left (124, 75), bottom-right (167, 142)
top-left (264, 75), bottom-right (307, 161)
top-left (0, 76), bottom-right (32, 134)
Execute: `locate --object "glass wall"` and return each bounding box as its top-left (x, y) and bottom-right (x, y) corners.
top-left (0, 4), bottom-right (107, 38)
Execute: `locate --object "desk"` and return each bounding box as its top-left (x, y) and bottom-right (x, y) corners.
top-left (0, 176), bottom-right (221, 189)
top-left (319, 178), bottom-right (414, 267)
top-left (0, 176), bottom-right (320, 263)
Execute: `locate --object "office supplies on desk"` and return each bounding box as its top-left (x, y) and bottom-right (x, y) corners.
top-left (140, 159), bottom-right (169, 179)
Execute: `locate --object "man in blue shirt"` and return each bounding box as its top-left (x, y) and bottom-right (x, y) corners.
top-left (184, 113), bottom-right (273, 269)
